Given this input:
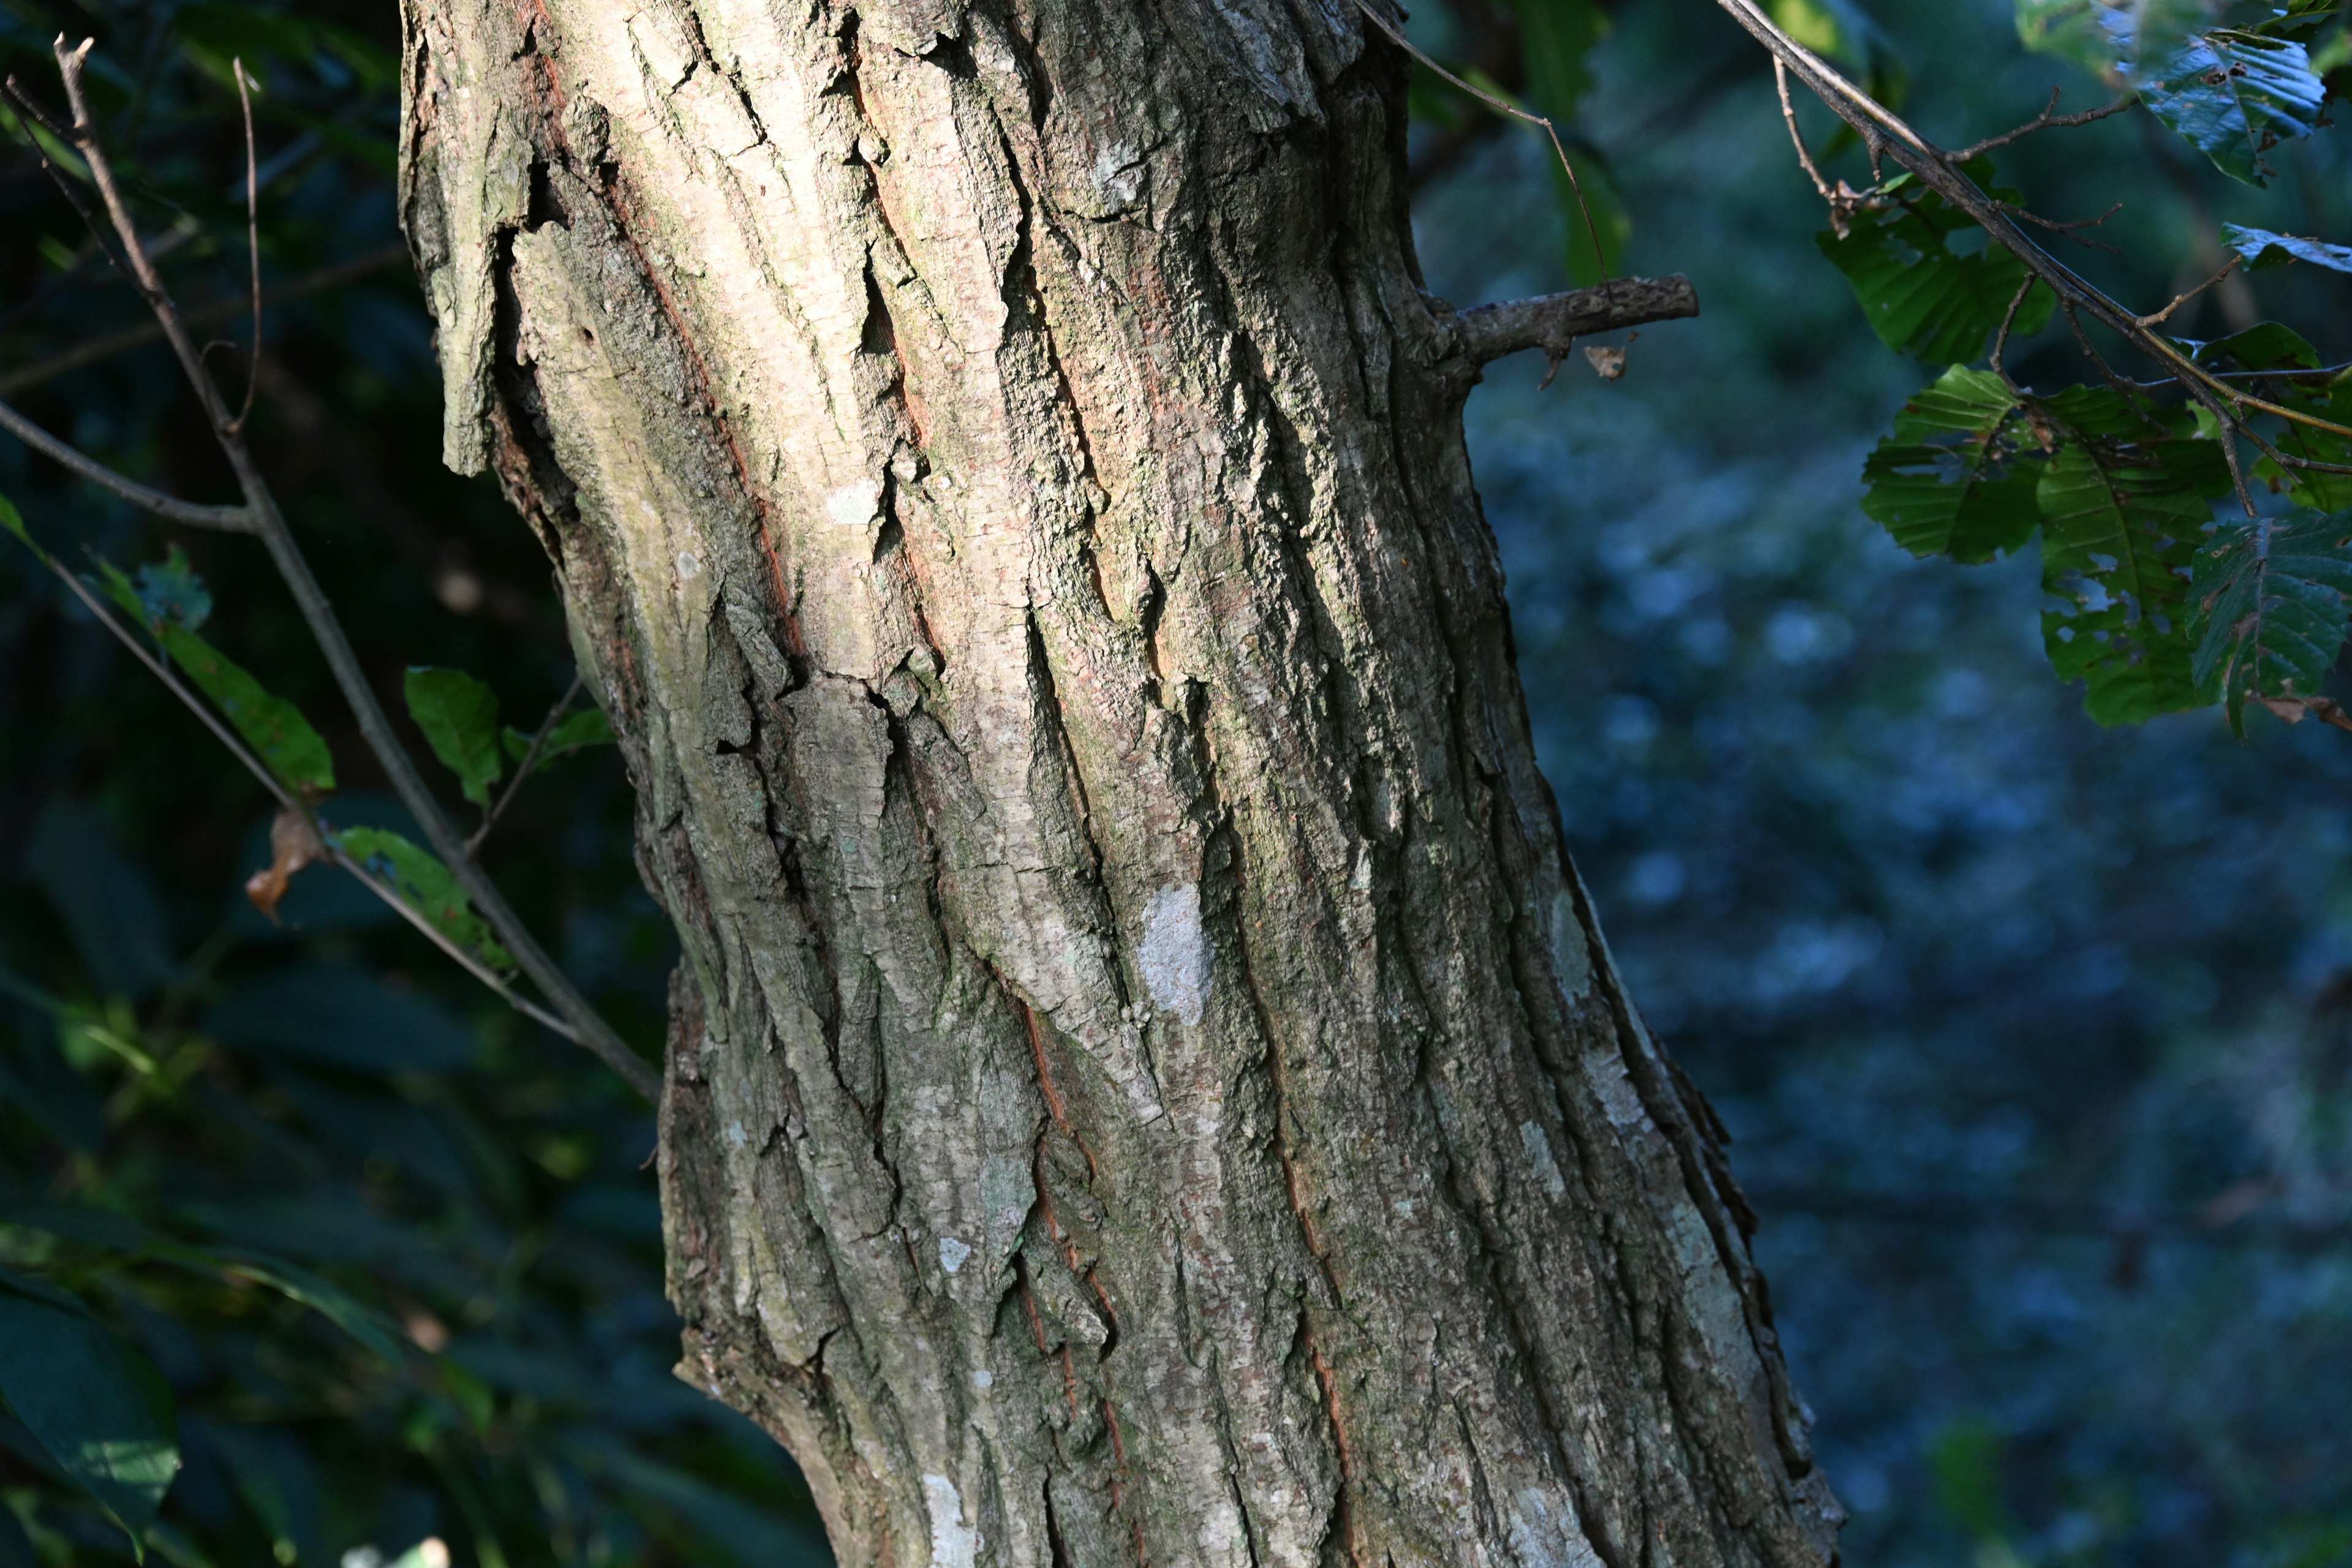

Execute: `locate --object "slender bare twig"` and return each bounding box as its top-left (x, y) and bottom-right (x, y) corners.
top-left (1775, 59), bottom-right (1835, 205)
top-left (230, 59), bottom-right (260, 434)
top-left (32, 546), bottom-right (578, 1037)
top-left (470, 674), bottom-right (582, 856)
top-left (0, 399), bottom-right (254, 530)
top-left (1353, 0), bottom-right (1612, 281)
top-left (1946, 88), bottom-right (2136, 165)
top-left (0, 247), bottom-right (406, 398)
top-left (19, 35), bottom-right (658, 1102)
top-left (2139, 257), bottom-right (2241, 328)
top-left (1990, 274), bottom-right (2037, 393)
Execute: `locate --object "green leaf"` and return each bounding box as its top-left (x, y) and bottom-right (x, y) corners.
top-left (2193, 507), bottom-right (2352, 729)
top-left (1861, 368), bottom-right (2048, 562)
top-left (501, 707), bottom-right (617, 772)
top-left (0, 489), bottom-right (36, 552)
top-left (2016, 0), bottom-right (2129, 75)
top-left (2138, 30), bottom-right (2326, 184)
top-left (0, 1270), bottom-right (180, 1553)
top-left (2035, 388), bottom-right (2231, 724)
top-left (1512, 0), bottom-right (1610, 119)
top-left (2182, 320), bottom-right (2326, 370)
top-left (1818, 172), bottom-right (2056, 364)
top-left (94, 556), bottom-right (336, 795)
top-left (332, 828), bottom-right (514, 972)
top-left (154, 622), bottom-right (336, 795)
top-left (2221, 223), bottom-right (2352, 271)
top-left (404, 668), bottom-right (504, 811)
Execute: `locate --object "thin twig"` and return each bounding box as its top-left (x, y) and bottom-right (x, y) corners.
top-left (1945, 88), bottom-right (2136, 164)
top-left (1775, 59), bottom-right (1834, 205)
top-left (36, 547), bottom-right (579, 1037)
top-left (1990, 273), bottom-right (2036, 393)
top-left (40, 35), bottom-right (657, 1102)
top-left (2139, 257), bottom-right (2241, 328)
top-left (469, 674), bottom-right (581, 856)
top-left (230, 58), bottom-right (260, 434)
top-left (1353, 0), bottom-right (1611, 281)
top-left (0, 399), bottom-right (254, 530)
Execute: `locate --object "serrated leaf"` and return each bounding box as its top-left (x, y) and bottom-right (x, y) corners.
top-left (2035, 388), bottom-right (2231, 724)
top-left (2192, 507), bottom-right (2352, 730)
top-left (2220, 223), bottom-right (2352, 271)
top-left (0, 1270), bottom-right (179, 1553)
top-left (333, 827), bottom-right (513, 972)
top-left (1819, 173), bottom-right (2057, 364)
top-left (1861, 368), bottom-right (2048, 562)
top-left (2181, 320), bottom-right (2325, 370)
top-left (2139, 29), bottom-right (2325, 184)
top-left (404, 668), bottom-right (504, 811)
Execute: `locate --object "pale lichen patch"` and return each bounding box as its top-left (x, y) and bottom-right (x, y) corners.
top-left (1139, 883), bottom-right (1210, 1025)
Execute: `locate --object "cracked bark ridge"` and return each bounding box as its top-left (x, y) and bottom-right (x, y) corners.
top-left (397, 0), bottom-right (1842, 1561)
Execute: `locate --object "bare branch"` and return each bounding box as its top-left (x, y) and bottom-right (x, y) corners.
top-left (230, 58), bottom-right (260, 433)
top-left (1707, 0), bottom-right (2352, 456)
top-left (42, 35), bottom-right (657, 1102)
top-left (34, 546), bottom-right (593, 1044)
top-left (0, 399), bottom-right (255, 530)
top-left (1990, 273), bottom-right (2036, 393)
top-left (2139, 257), bottom-right (2241, 328)
top-left (470, 674), bottom-right (582, 856)
top-left (1946, 88), bottom-right (2136, 165)
top-left (1447, 275), bottom-right (1700, 369)
top-left (1775, 59), bottom-right (1836, 206)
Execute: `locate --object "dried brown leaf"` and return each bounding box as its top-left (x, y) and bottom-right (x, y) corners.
top-left (243, 806), bottom-right (326, 921)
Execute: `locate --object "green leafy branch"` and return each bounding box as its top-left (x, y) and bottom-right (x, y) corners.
top-left (0, 40), bottom-right (654, 1099)
top-left (1716, 0), bottom-right (2352, 729)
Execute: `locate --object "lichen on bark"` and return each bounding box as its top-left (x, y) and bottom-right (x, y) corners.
top-left (398, 0), bottom-right (1844, 1560)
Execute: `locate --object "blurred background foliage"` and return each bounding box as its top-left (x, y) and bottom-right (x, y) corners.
top-left (3, 0), bottom-right (2351, 1564)
top-left (0, 0), bottom-right (824, 1562)
top-left (1411, 0), bottom-right (2352, 1562)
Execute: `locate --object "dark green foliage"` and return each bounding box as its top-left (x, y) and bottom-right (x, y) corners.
top-left (1817, 172), bottom-right (2054, 364)
top-left (404, 669), bottom-right (504, 812)
top-left (2136, 28), bottom-right (2326, 184)
top-left (2222, 222), bottom-right (2352, 271)
top-left (504, 710), bottom-right (615, 772)
top-left (2193, 507), bottom-right (2352, 728)
top-left (2034, 391), bottom-right (2228, 725)
top-left (0, 1271), bottom-right (181, 1553)
top-left (1860, 368), bottom-right (2044, 562)
top-left (86, 555), bottom-right (337, 797)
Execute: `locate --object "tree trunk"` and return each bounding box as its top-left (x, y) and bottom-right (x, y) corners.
top-left (396, 0), bottom-right (1842, 1561)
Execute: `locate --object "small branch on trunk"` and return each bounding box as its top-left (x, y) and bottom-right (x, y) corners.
top-left (1446, 275), bottom-right (1701, 371)
top-left (0, 398), bottom-right (255, 530)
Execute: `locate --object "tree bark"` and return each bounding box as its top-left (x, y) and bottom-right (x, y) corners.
top-left (396, 0), bottom-right (1842, 1562)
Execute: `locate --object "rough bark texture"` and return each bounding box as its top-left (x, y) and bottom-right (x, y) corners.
top-left (396, 0), bottom-right (1843, 1561)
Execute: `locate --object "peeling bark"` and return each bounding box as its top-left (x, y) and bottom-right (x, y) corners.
top-left (397, 0), bottom-right (1842, 1561)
